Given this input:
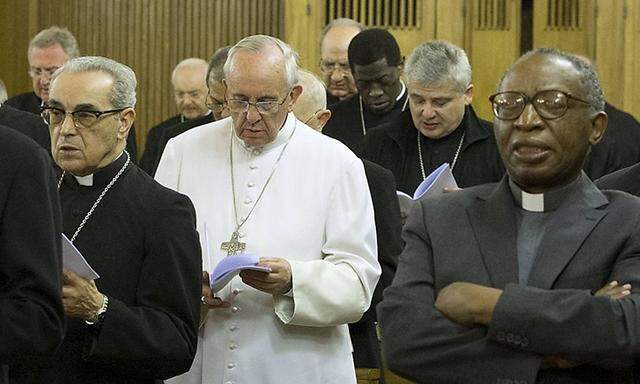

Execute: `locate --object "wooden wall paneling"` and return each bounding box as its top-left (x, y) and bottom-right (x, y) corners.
top-left (533, 0), bottom-right (594, 56)
top-left (435, 0), bottom-right (467, 47)
top-left (594, 0), bottom-right (626, 109)
top-left (468, 0), bottom-right (521, 120)
top-left (0, 0), bottom-right (31, 97)
top-left (283, 0), bottom-right (324, 73)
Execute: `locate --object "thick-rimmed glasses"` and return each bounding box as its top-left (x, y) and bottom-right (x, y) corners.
top-left (226, 93), bottom-right (289, 115)
top-left (489, 89), bottom-right (591, 120)
top-left (489, 90), bottom-right (592, 120)
top-left (205, 90), bottom-right (226, 115)
top-left (41, 106), bottom-right (127, 128)
top-left (319, 60), bottom-right (350, 74)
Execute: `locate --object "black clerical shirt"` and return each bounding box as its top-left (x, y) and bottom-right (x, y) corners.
top-left (13, 154), bottom-right (202, 383)
top-left (323, 88), bottom-right (408, 156)
top-left (364, 106), bottom-right (505, 195)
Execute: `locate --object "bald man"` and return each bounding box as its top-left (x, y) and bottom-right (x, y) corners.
top-left (319, 18), bottom-right (362, 106)
top-left (294, 68), bottom-right (403, 378)
top-left (140, 58), bottom-right (210, 174)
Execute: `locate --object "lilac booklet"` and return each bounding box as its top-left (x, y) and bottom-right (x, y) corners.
top-left (210, 253), bottom-right (271, 292)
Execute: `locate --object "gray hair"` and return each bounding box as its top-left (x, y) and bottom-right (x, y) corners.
top-left (296, 69), bottom-right (327, 110)
top-left (0, 79), bottom-right (7, 104)
top-left (224, 35), bottom-right (299, 88)
top-left (171, 57), bottom-right (209, 83)
top-left (207, 46), bottom-right (231, 84)
top-left (405, 40), bottom-right (471, 93)
top-left (498, 47), bottom-right (605, 112)
top-left (28, 26), bottom-right (80, 59)
top-left (320, 18), bottom-right (364, 45)
top-left (51, 56), bottom-right (137, 108)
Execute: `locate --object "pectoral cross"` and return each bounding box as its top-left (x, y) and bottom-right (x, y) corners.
top-left (221, 231), bottom-right (246, 255)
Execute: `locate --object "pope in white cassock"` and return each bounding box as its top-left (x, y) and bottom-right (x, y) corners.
top-left (155, 35), bottom-right (381, 384)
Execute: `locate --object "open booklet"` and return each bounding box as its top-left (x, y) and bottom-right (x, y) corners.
top-left (62, 234), bottom-right (100, 279)
top-left (201, 223), bottom-right (271, 293)
top-left (397, 162), bottom-right (459, 215)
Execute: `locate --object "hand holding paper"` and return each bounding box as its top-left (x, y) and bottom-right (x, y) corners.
top-left (210, 253), bottom-right (272, 292)
top-left (240, 257), bottom-right (291, 295)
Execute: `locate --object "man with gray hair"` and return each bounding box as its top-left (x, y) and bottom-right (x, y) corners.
top-left (364, 40), bottom-right (504, 195)
top-left (6, 26), bottom-right (79, 114)
top-left (7, 25), bottom-right (138, 159)
top-left (140, 57), bottom-right (211, 174)
top-left (319, 18), bottom-right (363, 106)
top-left (145, 46), bottom-right (233, 177)
top-left (16, 56), bottom-right (202, 383)
top-left (379, 47), bottom-right (640, 383)
top-left (156, 35), bottom-right (380, 384)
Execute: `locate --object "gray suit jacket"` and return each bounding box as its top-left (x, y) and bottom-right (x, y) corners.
top-left (378, 177), bottom-right (640, 384)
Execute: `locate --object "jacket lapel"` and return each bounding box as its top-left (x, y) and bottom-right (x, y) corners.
top-left (527, 180), bottom-right (609, 289)
top-left (466, 178), bottom-right (519, 289)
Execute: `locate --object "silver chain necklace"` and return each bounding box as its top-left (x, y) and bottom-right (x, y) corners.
top-left (58, 151), bottom-right (131, 243)
top-left (417, 131), bottom-right (465, 180)
top-left (220, 120), bottom-right (297, 256)
top-left (358, 94), bottom-right (410, 135)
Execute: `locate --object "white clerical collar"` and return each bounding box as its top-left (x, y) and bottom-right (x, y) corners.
top-left (234, 112), bottom-right (296, 153)
top-left (72, 151), bottom-right (125, 186)
top-left (396, 81), bottom-right (406, 101)
top-left (508, 174), bottom-right (583, 212)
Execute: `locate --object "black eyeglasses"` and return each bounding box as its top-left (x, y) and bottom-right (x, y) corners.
top-left (489, 90), bottom-right (592, 120)
top-left (41, 106), bottom-right (127, 128)
top-left (226, 93), bottom-right (290, 115)
top-left (205, 90), bottom-right (226, 114)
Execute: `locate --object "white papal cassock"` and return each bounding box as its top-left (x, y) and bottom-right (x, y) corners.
top-left (155, 113), bottom-right (380, 384)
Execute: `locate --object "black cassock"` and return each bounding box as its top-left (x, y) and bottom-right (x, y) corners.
top-left (323, 92), bottom-right (408, 157)
top-left (0, 104), bottom-right (51, 152)
top-left (363, 107), bottom-right (505, 195)
top-left (139, 114), bottom-right (182, 175)
top-left (13, 153), bottom-right (202, 383)
top-left (1, 126), bottom-right (64, 382)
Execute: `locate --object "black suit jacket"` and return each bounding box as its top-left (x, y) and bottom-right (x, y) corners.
top-left (0, 104), bottom-right (50, 151)
top-left (0, 126), bottom-right (64, 383)
top-left (5, 92), bottom-right (138, 161)
top-left (12, 156), bottom-right (202, 383)
top-left (349, 160), bottom-right (403, 368)
top-left (379, 176), bottom-right (640, 383)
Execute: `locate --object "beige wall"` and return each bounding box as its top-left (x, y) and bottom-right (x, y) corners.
top-left (1, 0), bottom-right (638, 154)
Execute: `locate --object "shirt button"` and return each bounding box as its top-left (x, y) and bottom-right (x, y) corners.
top-left (239, 216), bottom-right (246, 222)
top-left (247, 182), bottom-right (255, 187)
top-left (252, 149), bottom-right (261, 156)
top-left (238, 231), bottom-right (245, 238)
top-left (229, 325), bottom-right (238, 331)
top-left (231, 306), bottom-right (240, 313)
top-left (232, 288), bottom-right (242, 295)
top-left (226, 381), bottom-right (233, 384)
top-left (72, 209), bottom-right (84, 216)
top-left (229, 343), bottom-right (238, 350)
top-left (244, 198), bottom-right (252, 204)
top-left (227, 363), bottom-right (236, 369)
top-left (249, 164), bottom-right (257, 169)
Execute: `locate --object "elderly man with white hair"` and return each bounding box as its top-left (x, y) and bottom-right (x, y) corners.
top-left (156, 35), bottom-right (380, 384)
top-left (14, 56), bottom-right (203, 383)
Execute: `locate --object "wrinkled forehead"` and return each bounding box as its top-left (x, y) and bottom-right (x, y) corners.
top-left (353, 57), bottom-right (397, 79)
top-left (500, 54), bottom-right (583, 95)
top-left (49, 71), bottom-right (114, 108)
top-left (226, 50), bottom-right (288, 91)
